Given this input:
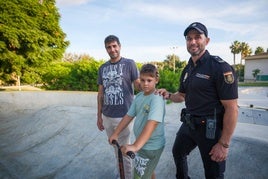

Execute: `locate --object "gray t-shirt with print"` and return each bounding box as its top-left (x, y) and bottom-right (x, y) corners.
top-left (97, 57), bottom-right (139, 118)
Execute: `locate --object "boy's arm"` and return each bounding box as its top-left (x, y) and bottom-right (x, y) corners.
top-left (109, 115), bottom-right (134, 144)
top-left (132, 120), bottom-right (159, 152)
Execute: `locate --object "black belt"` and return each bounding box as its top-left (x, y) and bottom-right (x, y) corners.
top-left (181, 114), bottom-right (223, 126)
top-left (181, 115), bottom-right (206, 125)
top-left (191, 116), bottom-right (206, 125)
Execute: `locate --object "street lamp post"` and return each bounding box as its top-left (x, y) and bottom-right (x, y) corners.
top-left (170, 46), bottom-right (178, 73)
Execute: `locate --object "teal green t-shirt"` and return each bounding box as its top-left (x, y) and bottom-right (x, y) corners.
top-left (127, 92), bottom-right (165, 150)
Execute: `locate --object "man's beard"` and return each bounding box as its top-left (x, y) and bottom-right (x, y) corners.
top-left (109, 52), bottom-right (119, 59)
top-left (188, 46), bottom-right (204, 57)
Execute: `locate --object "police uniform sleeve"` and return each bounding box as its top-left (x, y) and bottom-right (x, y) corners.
top-left (214, 58), bottom-right (238, 100)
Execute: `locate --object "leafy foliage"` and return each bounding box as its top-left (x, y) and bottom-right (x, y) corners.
top-left (41, 53), bottom-right (185, 92)
top-left (230, 40), bottom-right (241, 65)
top-left (42, 58), bottom-right (102, 91)
top-left (240, 42), bottom-right (252, 62)
top-left (0, 0), bottom-right (69, 85)
top-left (252, 69), bottom-right (261, 79)
top-left (230, 41), bottom-right (253, 65)
top-left (158, 69), bottom-right (181, 92)
top-left (254, 47), bottom-right (264, 55)
top-left (234, 64), bottom-right (244, 82)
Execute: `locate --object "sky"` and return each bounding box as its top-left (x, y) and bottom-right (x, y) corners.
top-left (55, 0), bottom-right (268, 65)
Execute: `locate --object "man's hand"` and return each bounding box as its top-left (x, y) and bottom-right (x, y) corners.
top-left (155, 88), bottom-right (169, 99)
top-left (97, 117), bottom-right (105, 131)
top-left (209, 143), bottom-right (229, 162)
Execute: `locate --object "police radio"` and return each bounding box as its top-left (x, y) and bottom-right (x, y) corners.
top-left (206, 109), bottom-right (217, 139)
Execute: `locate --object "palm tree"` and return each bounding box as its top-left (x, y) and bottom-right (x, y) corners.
top-left (255, 46), bottom-right (264, 55)
top-left (229, 41), bottom-right (241, 65)
top-left (240, 42), bottom-right (252, 64)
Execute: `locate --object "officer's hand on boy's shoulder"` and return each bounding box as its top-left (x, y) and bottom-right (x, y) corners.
top-left (155, 88), bottom-right (169, 99)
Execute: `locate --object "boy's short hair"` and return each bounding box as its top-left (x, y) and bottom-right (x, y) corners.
top-left (104, 35), bottom-right (121, 45)
top-left (140, 64), bottom-right (159, 78)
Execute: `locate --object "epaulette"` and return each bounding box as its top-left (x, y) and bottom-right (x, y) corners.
top-left (211, 55), bottom-right (225, 63)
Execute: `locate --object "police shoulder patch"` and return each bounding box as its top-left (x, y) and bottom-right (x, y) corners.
top-left (212, 56), bottom-right (225, 63)
top-left (223, 71), bottom-right (234, 84)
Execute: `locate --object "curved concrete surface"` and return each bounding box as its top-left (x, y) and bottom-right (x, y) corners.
top-left (0, 89), bottom-right (268, 179)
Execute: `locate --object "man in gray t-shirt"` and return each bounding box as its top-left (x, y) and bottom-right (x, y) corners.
top-left (98, 57), bottom-right (138, 118)
top-left (97, 35), bottom-right (139, 178)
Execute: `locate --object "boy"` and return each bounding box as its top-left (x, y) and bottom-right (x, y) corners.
top-left (109, 64), bottom-right (165, 179)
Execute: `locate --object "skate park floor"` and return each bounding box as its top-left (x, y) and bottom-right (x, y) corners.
top-left (0, 87), bottom-right (268, 179)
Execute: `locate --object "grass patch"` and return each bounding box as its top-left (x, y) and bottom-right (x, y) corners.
top-left (238, 82), bottom-right (268, 87)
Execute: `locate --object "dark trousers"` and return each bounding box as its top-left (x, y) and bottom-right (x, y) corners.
top-left (172, 123), bottom-right (225, 179)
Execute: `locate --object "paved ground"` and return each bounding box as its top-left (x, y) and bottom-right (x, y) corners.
top-left (0, 87), bottom-right (268, 179)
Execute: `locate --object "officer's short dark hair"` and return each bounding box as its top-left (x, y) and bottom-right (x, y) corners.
top-left (104, 35), bottom-right (121, 45)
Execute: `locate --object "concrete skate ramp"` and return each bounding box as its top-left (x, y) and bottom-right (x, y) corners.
top-left (0, 91), bottom-right (268, 179)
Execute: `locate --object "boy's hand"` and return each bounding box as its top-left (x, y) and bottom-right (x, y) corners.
top-left (108, 134), bottom-right (118, 145)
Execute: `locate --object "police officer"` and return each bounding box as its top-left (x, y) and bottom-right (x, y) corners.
top-left (157, 22), bottom-right (238, 178)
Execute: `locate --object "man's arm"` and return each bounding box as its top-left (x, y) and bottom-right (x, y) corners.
top-left (209, 99), bottom-right (238, 162)
top-left (219, 99), bottom-right (238, 147)
top-left (97, 85), bottom-right (104, 131)
top-left (133, 78), bottom-right (141, 92)
top-left (169, 92), bottom-right (185, 103)
top-left (156, 88), bottom-right (185, 103)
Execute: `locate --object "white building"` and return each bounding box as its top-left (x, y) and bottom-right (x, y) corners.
top-left (244, 53), bottom-right (268, 82)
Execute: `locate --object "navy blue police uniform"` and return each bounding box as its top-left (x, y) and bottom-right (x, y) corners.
top-left (172, 50), bottom-right (238, 179)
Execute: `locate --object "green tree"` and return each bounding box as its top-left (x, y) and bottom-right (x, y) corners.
top-left (158, 70), bottom-right (181, 93)
top-left (254, 46), bottom-right (264, 55)
top-left (240, 42), bottom-right (252, 64)
top-left (252, 69), bottom-right (261, 81)
top-left (230, 40), bottom-right (241, 65)
top-left (42, 61), bottom-right (72, 90)
top-left (163, 54), bottom-right (186, 73)
top-left (42, 56), bottom-right (102, 91)
top-left (0, 0), bottom-right (69, 85)
top-left (69, 59), bottom-right (100, 91)
top-left (235, 64), bottom-right (244, 82)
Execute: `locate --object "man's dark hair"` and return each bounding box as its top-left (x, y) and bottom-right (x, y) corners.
top-left (104, 35), bottom-right (121, 45)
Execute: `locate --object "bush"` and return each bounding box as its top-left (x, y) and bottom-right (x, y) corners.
top-left (158, 70), bottom-right (181, 92)
top-left (42, 59), bottom-right (102, 91)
